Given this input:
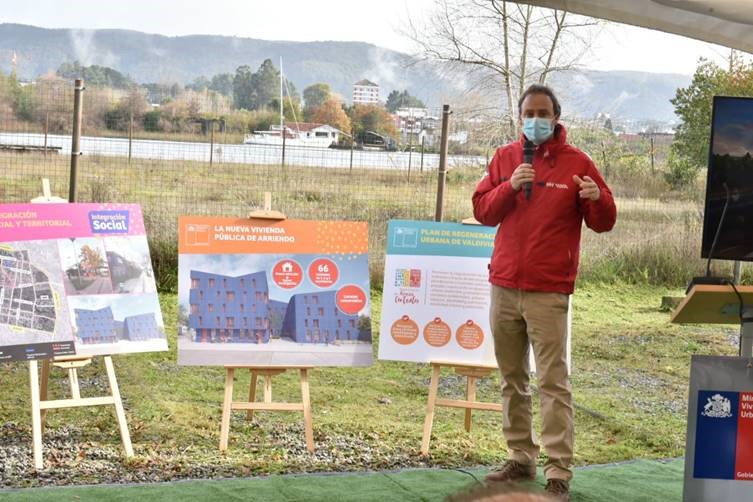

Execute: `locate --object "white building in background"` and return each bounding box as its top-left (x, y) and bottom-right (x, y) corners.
top-left (394, 107), bottom-right (441, 147)
top-left (352, 79), bottom-right (380, 105)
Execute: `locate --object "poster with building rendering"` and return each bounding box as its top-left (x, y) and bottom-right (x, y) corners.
top-left (0, 203), bottom-right (167, 361)
top-left (177, 216), bottom-right (372, 366)
top-left (378, 220), bottom-right (571, 369)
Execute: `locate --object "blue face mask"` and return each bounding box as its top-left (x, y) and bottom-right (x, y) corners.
top-left (522, 117), bottom-right (554, 145)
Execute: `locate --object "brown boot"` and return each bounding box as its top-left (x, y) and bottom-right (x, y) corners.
top-left (544, 478), bottom-right (570, 501)
top-left (484, 460), bottom-right (537, 483)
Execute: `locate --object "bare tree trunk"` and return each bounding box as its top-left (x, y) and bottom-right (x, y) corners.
top-left (517, 4), bottom-right (533, 98)
top-left (501, 1), bottom-right (515, 129)
top-left (539, 10), bottom-right (567, 84)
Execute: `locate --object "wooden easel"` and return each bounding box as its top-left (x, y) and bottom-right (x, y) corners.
top-left (27, 179), bottom-right (133, 469)
top-left (420, 360), bottom-right (503, 455)
top-left (417, 217), bottom-right (501, 454)
top-left (218, 193), bottom-right (315, 453)
top-left (219, 365), bottom-right (314, 452)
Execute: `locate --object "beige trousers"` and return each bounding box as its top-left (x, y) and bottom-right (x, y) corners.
top-left (490, 285), bottom-right (573, 481)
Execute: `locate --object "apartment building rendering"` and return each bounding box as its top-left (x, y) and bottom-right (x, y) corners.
top-left (74, 306), bottom-right (161, 345)
top-left (281, 291), bottom-right (369, 344)
top-left (187, 270), bottom-right (371, 345)
top-left (188, 270), bottom-right (270, 344)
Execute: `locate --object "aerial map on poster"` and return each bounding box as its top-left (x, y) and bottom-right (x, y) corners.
top-left (177, 216), bottom-right (372, 366)
top-left (0, 203), bottom-right (167, 361)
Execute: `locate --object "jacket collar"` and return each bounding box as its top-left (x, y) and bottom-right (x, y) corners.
top-left (518, 122), bottom-right (567, 159)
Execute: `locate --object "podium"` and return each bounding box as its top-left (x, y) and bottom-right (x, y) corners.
top-left (671, 284), bottom-right (753, 501)
top-left (671, 284), bottom-right (753, 356)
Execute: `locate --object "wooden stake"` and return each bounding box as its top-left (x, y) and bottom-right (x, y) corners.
top-left (219, 367), bottom-right (235, 452)
top-left (246, 370), bottom-right (258, 421)
top-left (29, 361), bottom-right (44, 470)
top-left (420, 363), bottom-right (441, 455)
top-left (104, 356), bottom-right (134, 457)
top-left (39, 360), bottom-right (50, 428)
top-left (300, 368), bottom-right (314, 452)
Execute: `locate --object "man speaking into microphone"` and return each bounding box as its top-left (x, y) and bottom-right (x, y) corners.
top-left (472, 84), bottom-right (616, 500)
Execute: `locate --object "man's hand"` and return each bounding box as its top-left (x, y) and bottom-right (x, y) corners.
top-left (511, 163), bottom-right (535, 191)
top-left (573, 175), bottom-right (600, 201)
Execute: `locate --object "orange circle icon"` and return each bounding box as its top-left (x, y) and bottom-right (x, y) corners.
top-left (423, 317), bottom-right (451, 347)
top-left (391, 315), bottom-right (419, 345)
top-left (456, 320), bottom-right (484, 350)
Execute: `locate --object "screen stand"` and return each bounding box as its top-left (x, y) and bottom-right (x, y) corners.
top-left (741, 307), bottom-right (753, 357)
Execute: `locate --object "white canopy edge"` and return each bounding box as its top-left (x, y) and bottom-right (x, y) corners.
top-left (507, 0), bottom-right (753, 54)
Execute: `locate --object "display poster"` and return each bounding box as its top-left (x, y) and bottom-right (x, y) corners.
top-left (378, 220), bottom-right (571, 369)
top-left (0, 203), bottom-right (167, 361)
top-left (683, 355), bottom-right (753, 501)
top-left (177, 216), bottom-right (372, 366)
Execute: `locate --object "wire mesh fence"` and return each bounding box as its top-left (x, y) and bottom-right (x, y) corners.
top-left (0, 77), bottom-right (712, 289)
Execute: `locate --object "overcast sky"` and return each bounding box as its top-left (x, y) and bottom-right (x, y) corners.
top-left (2, 0), bottom-right (741, 75)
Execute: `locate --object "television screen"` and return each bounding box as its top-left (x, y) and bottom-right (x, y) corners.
top-left (701, 96), bottom-right (753, 262)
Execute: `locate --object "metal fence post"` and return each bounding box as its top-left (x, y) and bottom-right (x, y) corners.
top-left (69, 78), bottom-right (84, 202)
top-left (349, 129), bottom-right (354, 172)
top-left (128, 110), bottom-right (133, 165)
top-left (44, 111), bottom-right (49, 158)
top-left (420, 136), bottom-right (425, 173)
top-left (435, 104), bottom-right (451, 222)
top-left (407, 128), bottom-right (413, 180)
top-left (209, 119), bottom-right (215, 169)
top-left (282, 131), bottom-right (286, 168)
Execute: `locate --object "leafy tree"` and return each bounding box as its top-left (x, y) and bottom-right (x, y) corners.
top-left (209, 73), bottom-right (234, 97)
top-left (233, 65), bottom-right (255, 110)
top-left (233, 60), bottom-right (293, 111)
top-left (186, 75), bottom-right (210, 92)
top-left (303, 83), bottom-right (331, 112)
top-left (350, 104), bottom-right (398, 139)
top-left (79, 245), bottom-right (104, 275)
top-left (57, 61), bottom-right (134, 89)
top-left (669, 54), bottom-right (753, 187)
top-left (385, 89), bottom-right (425, 112)
top-left (253, 59), bottom-right (281, 110)
top-left (3, 70), bottom-right (36, 121)
top-left (309, 97), bottom-right (352, 134)
top-left (104, 86), bottom-right (150, 131)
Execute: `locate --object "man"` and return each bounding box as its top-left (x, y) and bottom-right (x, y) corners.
top-left (472, 84), bottom-right (617, 500)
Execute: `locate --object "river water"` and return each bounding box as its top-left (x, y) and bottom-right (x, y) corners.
top-left (0, 132), bottom-right (487, 171)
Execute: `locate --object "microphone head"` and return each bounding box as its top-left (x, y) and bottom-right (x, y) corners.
top-left (522, 140), bottom-right (535, 200)
top-left (523, 139), bottom-right (535, 156)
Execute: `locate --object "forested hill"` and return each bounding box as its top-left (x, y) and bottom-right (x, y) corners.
top-left (0, 23), bottom-right (689, 122)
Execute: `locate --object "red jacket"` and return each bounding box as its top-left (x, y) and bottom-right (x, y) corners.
top-left (472, 123), bottom-right (616, 294)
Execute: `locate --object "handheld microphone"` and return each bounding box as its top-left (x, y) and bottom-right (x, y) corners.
top-left (522, 139), bottom-right (535, 200)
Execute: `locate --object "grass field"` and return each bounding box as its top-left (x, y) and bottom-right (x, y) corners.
top-left (1, 146), bottom-right (750, 488)
top-left (3, 148), bottom-right (740, 291)
top-left (0, 283), bottom-right (741, 487)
